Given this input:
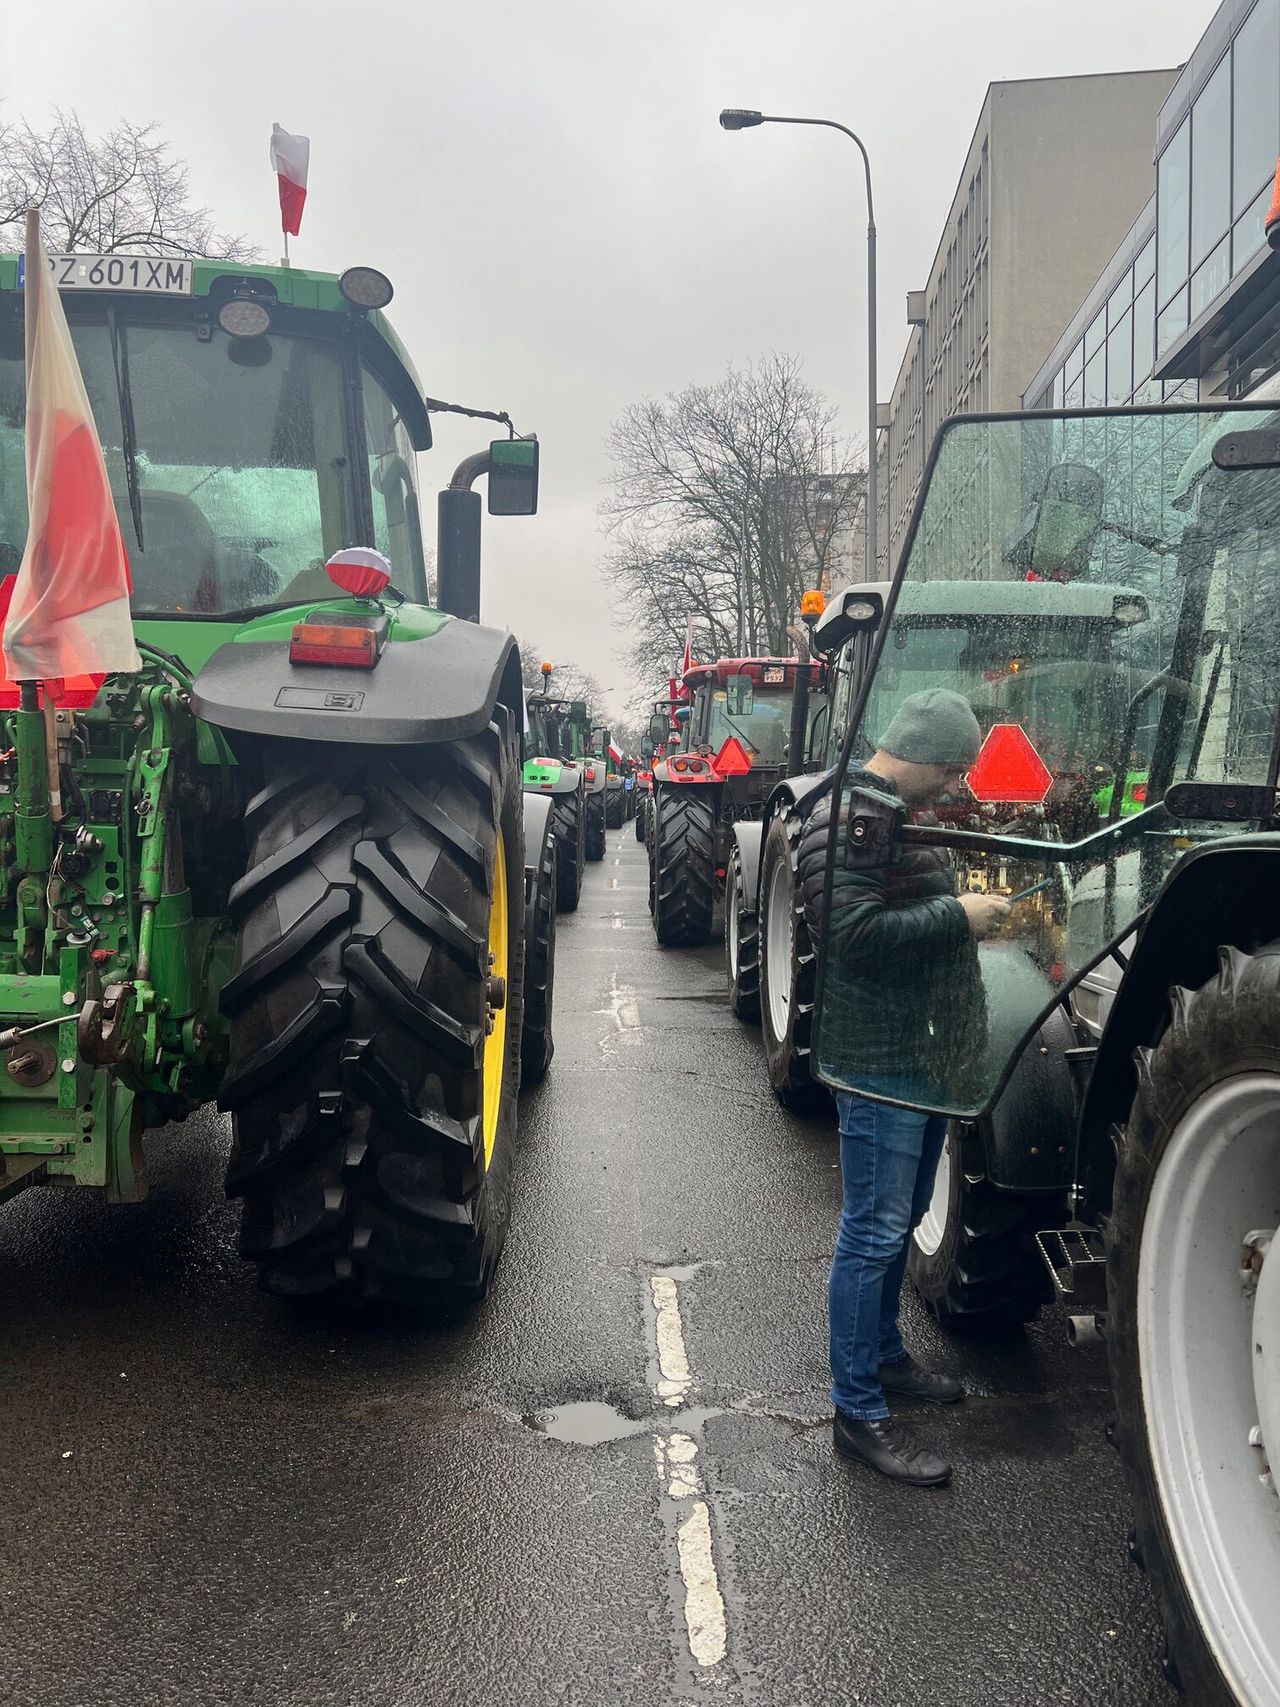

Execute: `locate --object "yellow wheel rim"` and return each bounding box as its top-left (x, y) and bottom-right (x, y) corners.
top-left (481, 828), bottom-right (509, 1167)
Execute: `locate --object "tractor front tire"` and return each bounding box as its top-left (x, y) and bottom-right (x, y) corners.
top-left (220, 714), bottom-right (524, 1308)
top-left (653, 785), bottom-right (716, 946)
top-left (551, 791), bottom-right (584, 913)
top-left (759, 811), bottom-right (828, 1111)
top-left (521, 819), bottom-right (556, 1085)
top-left (725, 841), bottom-right (760, 1022)
top-left (605, 789), bottom-right (625, 830)
top-left (907, 1121), bottom-right (1052, 1331)
top-left (585, 792), bottom-right (606, 862)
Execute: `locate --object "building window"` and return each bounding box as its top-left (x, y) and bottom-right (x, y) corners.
top-left (1084, 310), bottom-right (1105, 360)
top-left (1157, 286), bottom-right (1189, 358)
top-left (1136, 233), bottom-right (1156, 290)
top-left (1107, 269), bottom-right (1132, 328)
top-left (1233, 0), bottom-right (1280, 221)
top-left (1233, 181), bottom-right (1272, 274)
top-left (1190, 55), bottom-right (1231, 272)
top-left (1084, 346), bottom-right (1105, 407)
top-left (1107, 311), bottom-right (1133, 402)
top-left (1133, 276), bottom-right (1156, 385)
top-left (1158, 117), bottom-right (1191, 308)
top-left (1191, 234), bottom-right (1230, 319)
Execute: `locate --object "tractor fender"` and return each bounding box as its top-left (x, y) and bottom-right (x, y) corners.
top-left (192, 619), bottom-right (523, 746)
top-left (763, 768), bottom-right (834, 828)
top-left (982, 1000), bottom-right (1080, 1193)
top-left (522, 792), bottom-right (556, 901)
top-left (729, 821), bottom-right (765, 913)
top-left (1076, 834), bottom-right (1280, 1215)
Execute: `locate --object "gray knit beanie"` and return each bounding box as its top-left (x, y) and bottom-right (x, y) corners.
top-left (877, 688), bottom-right (981, 765)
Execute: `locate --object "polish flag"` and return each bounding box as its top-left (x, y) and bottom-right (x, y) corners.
top-left (2, 216), bottom-right (140, 692)
top-left (608, 740), bottom-right (623, 765)
top-left (270, 124), bottom-right (310, 237)
top-left (674, 615), bottom-right (695, 701)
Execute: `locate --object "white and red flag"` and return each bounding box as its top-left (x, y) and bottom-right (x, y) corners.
top-left (270, 124), bottom-right (310, 237)
top-left (2, 215), bottom-right (140, 691)
top-left (608, 739), bottom-right (623, 765)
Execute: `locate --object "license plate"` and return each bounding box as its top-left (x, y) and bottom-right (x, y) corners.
top-left (17, 253), bottom-right (195, 295)
top-left (763, 666), bottom-right (785, 684)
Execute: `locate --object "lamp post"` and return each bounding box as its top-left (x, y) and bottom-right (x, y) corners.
top-left (719, 108), bottom-right (878, 583)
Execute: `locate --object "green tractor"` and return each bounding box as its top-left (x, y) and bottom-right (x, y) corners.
top-left (583, 723), bottom-right (611, 860)
top-left (523, 663), bottom-right (588, 914)
top-left (805, 400), bottom-right (1280, 1703)
top-left (0, 252), bottom-right (553, 1304)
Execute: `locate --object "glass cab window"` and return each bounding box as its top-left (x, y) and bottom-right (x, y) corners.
top-left (815, 404), bottom-right (1280, 1117)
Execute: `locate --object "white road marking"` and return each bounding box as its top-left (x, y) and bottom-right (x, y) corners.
top-left (609, 878), bottom-right (619, 889)
top-left (646, 1273), bottom-right (730, 1673)
top-left (650, 1275), bottom-right (692, 1406)
top-left (676, 1502), bottom-right (728, 1667)
top-left (611, 913), bottom-right (624, 930)
top-left (606, 975), bottom-right (641, 1039)
top-left (613, 856), bottom-right (621, 866)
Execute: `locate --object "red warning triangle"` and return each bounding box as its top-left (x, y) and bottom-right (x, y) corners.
top-left (966, 724), bottom-right (1053, 804)
top-left (713, 736), bottom-right (752, 776)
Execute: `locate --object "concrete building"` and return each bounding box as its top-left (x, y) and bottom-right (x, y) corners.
top-left (875, 69), bottom-right (1179, 571)
top-left (1025, 0), bottom-right (1280, 411)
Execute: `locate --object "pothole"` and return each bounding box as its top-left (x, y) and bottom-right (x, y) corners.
top-left (524, 1401), bottom-right (650, 1445)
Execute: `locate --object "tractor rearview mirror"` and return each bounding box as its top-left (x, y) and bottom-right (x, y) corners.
top-left (488, 437), bottom-right (539, 517)
top-left (641, 737), bottom-right (655, 759)
top-left (569, 699), bottom-right (587, 721)
top-left (648, 714), bottom-right (668, 746)
top-left (726, 672), bottom-right (755, 716)
top-left (1003, 460), bottom-right (1104, 580)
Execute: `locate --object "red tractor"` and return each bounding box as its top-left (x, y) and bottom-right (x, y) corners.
top-left (648, 657), bottom-right (819, 946)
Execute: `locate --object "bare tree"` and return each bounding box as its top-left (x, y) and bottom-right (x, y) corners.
top-left (602, 354), bottom-right (864, 686)
top-left (0, 110), bottom-right (258, 259)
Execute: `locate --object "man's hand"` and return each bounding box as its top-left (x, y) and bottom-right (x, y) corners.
top-left (958, 893), bottom-right (1012, 940)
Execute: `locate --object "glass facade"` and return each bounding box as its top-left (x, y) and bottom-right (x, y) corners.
top-left (1029, 0), bottom-right (1280, 415)
top-left (1157, 0), bottom-right (1280, 326)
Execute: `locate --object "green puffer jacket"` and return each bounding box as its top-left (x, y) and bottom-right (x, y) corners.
top-left (798, 767), bottom-right (987, 1097)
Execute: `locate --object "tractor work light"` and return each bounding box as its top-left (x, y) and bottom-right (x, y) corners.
top-left (339, 266), bottom-right (394, 309)
top-left (289, 612), bottom-right (388, 668)
top-left (1112, 596), bottom-right (1149, 626)
top-left (845, 598), bottom-right (879, 623)
top-left (218, 296), bottom-right (272, 338)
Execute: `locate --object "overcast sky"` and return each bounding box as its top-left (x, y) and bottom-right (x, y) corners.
top-left (7, 0), bottom-right (1212, 718)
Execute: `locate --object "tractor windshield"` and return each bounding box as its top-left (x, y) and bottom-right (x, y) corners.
top-left (0, 306), bottom-right (427, 614)
top-left (706, 685), bottom-right (792, 765)
top-left (814, 403), bottom-right (1280, 1117)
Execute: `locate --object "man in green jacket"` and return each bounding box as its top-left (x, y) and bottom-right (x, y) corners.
top-left (800, 688), bottom-right (1009, 1487)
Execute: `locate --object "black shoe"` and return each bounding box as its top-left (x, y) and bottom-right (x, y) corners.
top-left (878, 1354), bottom-right (964, 1406)
top-left (833, 1412), bottom-right (951, 1487)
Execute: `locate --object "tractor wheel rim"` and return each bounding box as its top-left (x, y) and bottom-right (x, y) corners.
top-left (481, 829), bottom-right (509, 1168)
top-left (727, 860), bottom-right (740, 980)
top-left (765, 855), bottom-right (793, 1041)
top-left (914, 1128), bottom-right (953, 1258)
top-left (1137, 1071), bottom-right (1280, 1706)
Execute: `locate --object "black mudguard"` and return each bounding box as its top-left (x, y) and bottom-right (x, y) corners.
top-left (192, 619), bottom-right (522, 746)
top-left (983, 1002), bottom-right (1080, 1192)
top-left (1076, 834), bottom-right (1280, 1215)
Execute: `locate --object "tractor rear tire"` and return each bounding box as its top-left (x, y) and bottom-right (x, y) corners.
top-left (521, 818), bottom-right (556, 1086)
top-left (725, 841), bottom-right (760, 1022)
top-left (1107, 944), bottom-right (1280, 1707)
top-left (605, 789), bottom-right (625, 830)
top-left (220, 714), bottom-right (524, 1308)
top-left (759, 811), bottom-right (829, 1111)
top-left (653, 785), bottom-right (716, 946)
top-left (907, 1122), bottom-right (1052, 1331)
top-left (551, 791), bottom-right (584, 913)
top-left (635, 797), bottom-right (646, 843)
top-left (585, 792), bottom-right (606, 862)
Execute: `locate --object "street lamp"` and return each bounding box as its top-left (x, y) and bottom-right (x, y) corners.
top-left (718, 107), bottom-right (878, 583)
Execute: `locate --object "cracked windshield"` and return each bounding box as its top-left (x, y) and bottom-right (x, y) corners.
top-left (816, 404), bottom-right (1280, 1114)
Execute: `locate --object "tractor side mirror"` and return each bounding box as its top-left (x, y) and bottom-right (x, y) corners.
top-left (1003, 460), bottom-right (1104, 580)
top-left (569, 699), bottom-right (587, 721)
top-left (487, 437), bottom-right (539, 516)
top-left (591, 725), bottom-right (610, 753)
top-left (842, 785), bottom-right (905, 869)
top-left (726, 672), bottom-right (755, 716)
top-left (641, 737), bottom-right (655, 759)
top-left (648, 714), bottom-right (668, 746)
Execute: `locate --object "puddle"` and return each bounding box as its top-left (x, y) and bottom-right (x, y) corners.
top-left (524, 1401), bottom-right (650, 1445)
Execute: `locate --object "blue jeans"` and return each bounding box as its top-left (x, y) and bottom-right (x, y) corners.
top-left (830, 1089), bottom-right (948, 1419)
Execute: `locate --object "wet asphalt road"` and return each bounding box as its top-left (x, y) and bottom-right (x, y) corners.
top-left (1, 829), bottom-right (1174, 1707)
